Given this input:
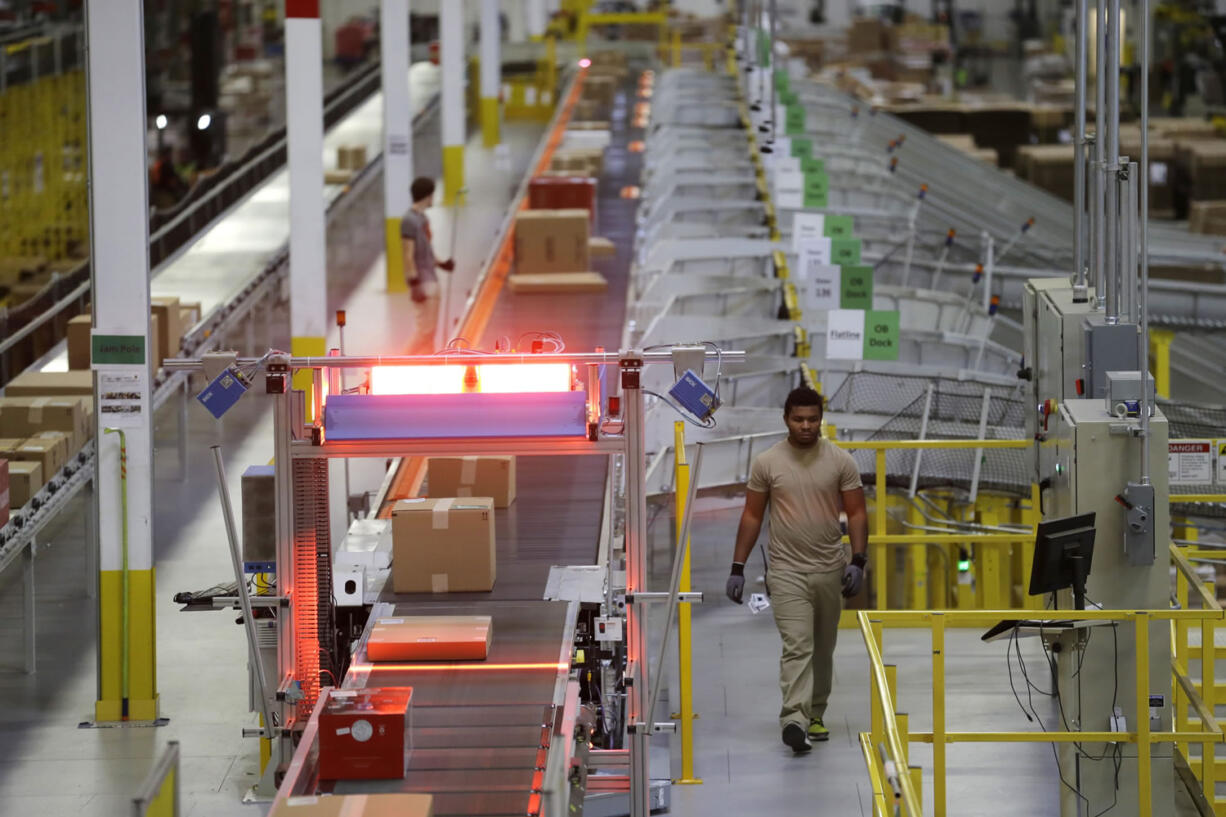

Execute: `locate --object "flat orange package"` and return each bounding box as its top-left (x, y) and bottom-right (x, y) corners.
top-left (367, 615), bottom-right (493, 662)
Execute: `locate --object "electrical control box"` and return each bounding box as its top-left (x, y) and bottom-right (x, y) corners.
top-left (668, 369), bottom-right (720, 420)
top-left (318, 687), bottom-right (413, 780)
top-left (1043, 399), bottom-right (1173, 817)
top-left (1082, 318), bottom-right (1140, 400)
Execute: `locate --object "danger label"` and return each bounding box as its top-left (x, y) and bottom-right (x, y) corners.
top-left (1169, 440), bottom-right (1213, 485)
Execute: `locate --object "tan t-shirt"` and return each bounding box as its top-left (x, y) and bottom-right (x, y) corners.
top-left (747, 439), bottom-right (863, 573)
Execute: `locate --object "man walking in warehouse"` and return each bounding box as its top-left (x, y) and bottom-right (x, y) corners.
top-left (402, 177), bottom-right (456, 352)
top-left (725, 386), bottom-right (868, 754)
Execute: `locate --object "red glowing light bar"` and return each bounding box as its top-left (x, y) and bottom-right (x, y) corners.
top-left (352, 661), bottom-right (569, 672)
top-left (369, 363), bottom-right (573, 396)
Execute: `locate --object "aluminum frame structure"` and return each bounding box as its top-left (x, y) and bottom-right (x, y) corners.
top-left (166, 346), bottom-right (741, 817)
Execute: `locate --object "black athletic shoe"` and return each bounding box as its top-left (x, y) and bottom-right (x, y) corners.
top-left (782, 722), bottom-right (812, 754)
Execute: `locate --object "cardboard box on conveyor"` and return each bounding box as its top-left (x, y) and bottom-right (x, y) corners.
top-left (427, 456), bottom-right (516, 507)
top-left (270, 794), bottom-right (433, 817)
top-left (318, 687), bottom-right (413, 782)
top-left (392, 497), bottom-right (496, 593)
top-left (367, 615), bottom-right (493, 661)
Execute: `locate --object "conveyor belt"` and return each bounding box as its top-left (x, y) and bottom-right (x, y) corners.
top-left (318, 62), bottom-right (648, 816)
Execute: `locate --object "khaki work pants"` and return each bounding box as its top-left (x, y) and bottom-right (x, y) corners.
top-left (770, 567), bottom-right (844, 729)
top-left (407, 281), bottom-right (439, 354)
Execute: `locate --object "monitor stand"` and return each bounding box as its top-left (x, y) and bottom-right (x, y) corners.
top-left (1069, 554), bottom-right (1087, 611)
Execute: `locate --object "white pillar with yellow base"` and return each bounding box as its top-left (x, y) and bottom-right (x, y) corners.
top-left (440, 0), bottom-right (466, 204)
top-left (286, 0), bottom-right (327, 396)
top-left (480, 0), bottom-right (502, 148)
top-left (86, 0), bottom-right (158, 723)
top-left (381, 0), bottom-right (413, 293)
top-left (527, 0), bottom-right (547, 39)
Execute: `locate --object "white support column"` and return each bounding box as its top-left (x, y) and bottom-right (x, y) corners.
top-left (286, 0), bottom-right (328, 389)
top-left (381, 0), bottom-right (413, 293)
top-left (86, 0), bottom-right (158, 722)
top-left (527, 0), bottom-right (547, 38)
top-left (480, 0), bottom-right (501, 148)
top-left (440, 0), bottom-right (466, 204)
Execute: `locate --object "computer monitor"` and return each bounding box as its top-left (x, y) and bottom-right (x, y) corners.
top-left (1028, 512), bottom-right (1097, 610)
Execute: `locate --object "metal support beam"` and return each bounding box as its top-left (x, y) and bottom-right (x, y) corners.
top-left (86, 0), bottom-right (158, 722)
top-left (441, 1), bottom-right (465, 204)
top-left (382, 0), bottom-right (413, 294)
top-left (481, 0), bottom-right (502, 148)
top-left (286, 0), bottom-right (328, 391)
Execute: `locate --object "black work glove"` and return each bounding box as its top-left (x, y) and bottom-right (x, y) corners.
top-left (726, 562), bottom-right (745, 604)
top-left (842, 552), bottom-right (867, 598)
top-left (437, 258), bottom-right (456, 272)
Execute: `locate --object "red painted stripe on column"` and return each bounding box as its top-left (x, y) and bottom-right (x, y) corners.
top-left (285, 0), bottom-right (320, 18)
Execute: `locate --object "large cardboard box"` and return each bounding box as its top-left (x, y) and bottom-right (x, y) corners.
top-left (507, 271), bottom-right (609, 294)
top-left (8, 460), bottom-right (41, 507)
top-left (30, 431), bottom-right (70, 466)
top-left (427, 456), bottom-right (516, 507)
top-left (367, 615), bottom-right (493, 661)
top-left (150, 296), bottom-right (183, 364)
top-left (0, 397), bottom-right (88, 441)
top-left (1189, 201), bottom-right (1226, 235)
top-left (392, 497), bottom-right (495, 593)
top-left (269, 794), bottom-right (433, 817)
top-left (4, 370), bottom-right (93, 397)
top-left (67, 314), bottom-right (92, 370)
top-left (848, 18), bottom-right (887, 54)
top-left (514, 209), bottom-right (590, 274)
top-left (9, 435), bottom-right (63, 480)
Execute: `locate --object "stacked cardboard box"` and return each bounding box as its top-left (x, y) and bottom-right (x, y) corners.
top-left (0, 396), bottom-right (91, 453)
top-left (392, 497), bottom-right (496, 593)
top-left (7, 460), bottom-right (40, 508)
top-left (514, 209), bottom-right (590, 274)
top-left (1017, 144), bottom-right (1076, 200)
top-left (1189, 201), bottom-right (1226, 235)
top-left (936, 134), bottom-right (997, 164)
top-left (587, 50), bottom-right (629, 80)
top-left (4, 370), bottom-right (93, 397)
top-left (1185, 141), bottom-right (1226, 201)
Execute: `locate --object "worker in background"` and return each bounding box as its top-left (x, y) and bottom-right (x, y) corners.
top-left (725, 386), bottom-right (868, 754)
top-left (149, 145), bottom-right (189, 208)
top-left (401, 177), bottom-right (455, 353)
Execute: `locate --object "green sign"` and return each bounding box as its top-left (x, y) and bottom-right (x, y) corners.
top-left (785, 104), bottom-right (806, 135)
top-left (91, 334), bottom-right (146, 366)
top-left (863, 310), bottom-right (900, 360)
top-left (791, 137), bottom-right (812, 159)
top-left (800, 156), bottom-right (825, 175)
top-left (831, 237), bottom-right (862, 265)
top-left (780, 89), bottom-right (798, 106)
top-left (840, 265), bottom-right (874, 309)
top-left (803, 185), bottom-right (828, 209)
top-left (774, 69), bottom-right (790, 93)
top-left (757, 29), bottom-right (771, 65)
top-left (824, 215), bottom-right (855, 238)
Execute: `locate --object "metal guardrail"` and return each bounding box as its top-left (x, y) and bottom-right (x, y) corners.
top-left (0, 58), bottom-right (385, 388)
top-left (860, 551), bottom-right (1224, 817)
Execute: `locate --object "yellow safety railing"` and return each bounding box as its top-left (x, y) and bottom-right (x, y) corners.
top-left (861, 554), bottom-right (1225, 817)
top-left (826, 439), bottom-right (1039, 621)
top-left (672, 422), bottom-right (701, 784)
top-left (657, 34), bottom-right (726, 71)
top-left (131, 741), bottom-right (180, 817)
top-left (1172, 541), bottom-right (1226, 810)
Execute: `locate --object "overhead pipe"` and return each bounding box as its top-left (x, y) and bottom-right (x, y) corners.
top-left (1072, 0), bottom-right (1089, 301)
top-left (1139, 0), bottom-right (1152, 485)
